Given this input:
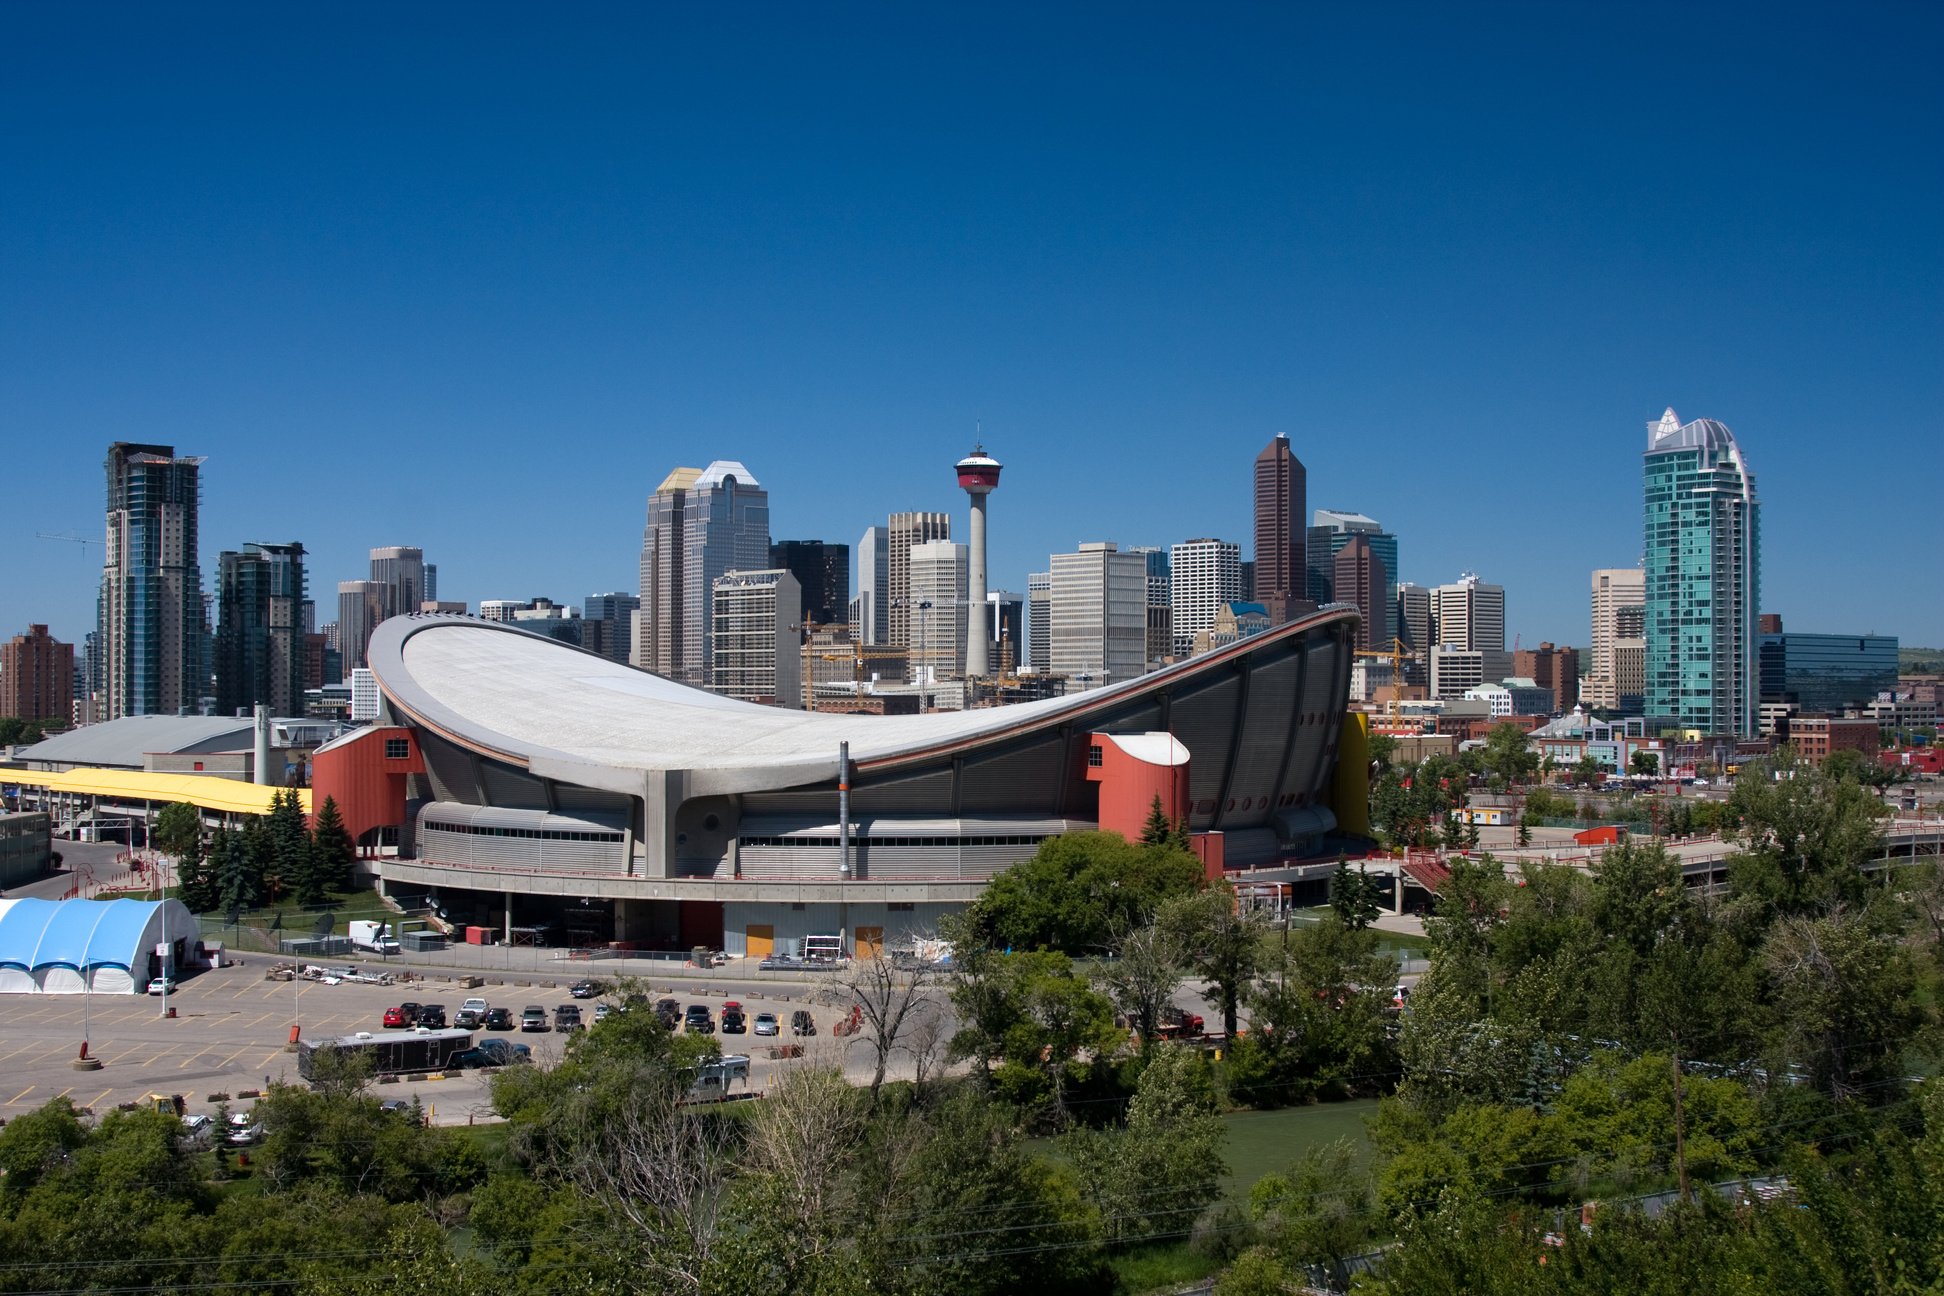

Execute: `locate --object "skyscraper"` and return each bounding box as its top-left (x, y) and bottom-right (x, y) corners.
top-left (1331, 534), bottom-right (1389, 652)
top-left (886, 512), bottom-right (951, 653)
top-left (855, 526), bottom-right (889, 645)
top-left (639, 461), bottom-right (772, 688)
top-left (215, 542), bottom-right (307, 717)
top-left (1252, 433), bottom-right (1307, 624)
top-left (1027, 571), bottom-right (1051, 674)
top-left (336, 580), bottom-right (386, 676)
top-left (1049, 543), bottom-right (1146, 689)
top-left (1642, 408), bottom-right (1760, 736)
top-left (769, 540), bottom-right (850, 629)
top-left (1125, 546), bottom-right (1174, 669)
top-left (908, 539), bottom-right (968, 682)
top-left (1396, 583), bottom-right (1432, 682)
top-left (1432, 573), bottom-right (1506, 653)
top-left (1170, 538), bottom-right (1243, 657)
top-left (99, 442), bottom-right (206, 718)
top-left (369, 546), bottom-right (428, 621)
top-left (711, 569), bottom-right (802, 707)
top-left (584, 591), bottom-right (640, 664)
top-left (1585, 567), bottom-right (1646, 709)
top-left (1308, 509), bottom-right (1400, 646)
top-left (2, 625), bottom-right (74, 724)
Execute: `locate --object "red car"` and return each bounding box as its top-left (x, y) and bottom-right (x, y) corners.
top-left (383, 1006), bottom-right (408, 1029)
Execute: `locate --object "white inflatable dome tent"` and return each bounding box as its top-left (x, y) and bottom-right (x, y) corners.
top-left (0, 898), bottom-right (202, 994)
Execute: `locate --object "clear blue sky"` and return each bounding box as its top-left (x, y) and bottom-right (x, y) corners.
top-left (6, 3), bottom-right (1940, 652)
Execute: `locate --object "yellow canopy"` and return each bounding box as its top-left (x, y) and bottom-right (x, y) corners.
top-left (2, 768), bottom-right (308, 817)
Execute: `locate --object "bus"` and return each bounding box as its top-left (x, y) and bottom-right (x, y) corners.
top-left (297, 1028), bottom-right (475, 1081)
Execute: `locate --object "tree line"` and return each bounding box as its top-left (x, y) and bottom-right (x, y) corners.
top-left (154, 791), bottom-right (359, 912)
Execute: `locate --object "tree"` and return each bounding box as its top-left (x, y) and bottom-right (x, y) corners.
top-left (948, 949), bottom-right (1122, 1121)
top-left (152, 802), bottom-right (202, 863)
top-left (1138, 793), bottom-right (1179, 847)
top-left (1097, 914), bottom-right (1190, 1053)
top-left (209, 828), bottom-right (260, 915)
top-left (1328, 858), bottom-right (1385, 930)
top-left (1481, 723), bottom-right (1538, 789)
top-left (1250, 1137), bottom-right (1374, 1289)
top-left (1630, 750), bottom-right (1660, 778)
top-left (835, 944), bottom-right (945, 1101)
top-left (310, 795), bottom-right (357, 894)
top-left (1726, 752), bottom-right (1888, 924)
top-left (962, 830), bottom-right (1205, 955)
top-left (1065, 1045), bottom-right (1226, 1246)
top-left (1163, 884), bottom-right (1267, 1041)
top-left (1572, 755), bottom-right (1605, 788)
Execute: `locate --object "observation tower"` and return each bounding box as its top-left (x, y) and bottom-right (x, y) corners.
top-left (956, 444), bottom-right (1002, 678)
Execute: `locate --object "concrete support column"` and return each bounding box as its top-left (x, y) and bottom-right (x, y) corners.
top-left (1394, 869), bottom-right (1404, 915)
top-left (966, 494), bottom-right (989, 678)
top-left (504, 891), bottom-right (514, 945)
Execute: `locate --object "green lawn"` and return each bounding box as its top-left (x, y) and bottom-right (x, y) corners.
top-left (1218, 1099), bottom-right (1379, 1199)
top-left (190, 890), bottom-right (400, 950)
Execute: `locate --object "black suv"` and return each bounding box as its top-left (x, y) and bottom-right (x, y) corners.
top-left (483, 1007), bottom-right (514, 1031)
top-left (721, 1008), bottom-right (747, 1034)
top-left (555, 1004), bottom-right (584, 1031)
top-left (654, 998), bottom-right (682, 1028)
top-left (790, 1009), bottom-right (817, 1036)
top-left (396, 1001), bottom-right (422, 1026)
top-left (417, 1004), bottom-right (448, 1030)
top-left (569, 979), bottom-right (597, 999)
top-left (683, 1004), bottom-right (715, 1034)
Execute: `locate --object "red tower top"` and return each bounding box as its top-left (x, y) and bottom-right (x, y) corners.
top-left (955, 443), bottom-right (1002, 495)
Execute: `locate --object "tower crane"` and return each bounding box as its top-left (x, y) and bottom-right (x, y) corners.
top-left (37, 531), bottom-right (100, 557)
top-left (1353, 636), bottom-right (1415, 723)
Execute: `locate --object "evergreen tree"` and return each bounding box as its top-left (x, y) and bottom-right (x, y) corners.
top-left (212, 828), bottom-right (260, 915)
top-left (311, 795), bottom-right (357, 895)
top-left (176, 837), bottom-right (220, 912)
top-left (1138, 794), bottom-right (1174, 847)
top-left (1328, 858), bottom-right (1383, 930)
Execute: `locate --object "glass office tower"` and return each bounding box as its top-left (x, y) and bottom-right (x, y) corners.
top-left (1643, 408), bottom-right (1760, 736)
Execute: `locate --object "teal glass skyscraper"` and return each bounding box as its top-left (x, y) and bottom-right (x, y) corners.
top-left (1642, 408), bottom-right (1760, 736)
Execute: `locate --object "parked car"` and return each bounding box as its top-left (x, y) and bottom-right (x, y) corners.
top-left (397, 1002), bottom-right (422, 1026)
top-left (569, 979), bottom-right (597, 999)
top-left (224, 1112), bottom-right (262, 1147)
top-left (654, 998), bottom-right (682, 1027)
top-left (752, 1012), bottom-right (780, 1037)
top-left (484, 1007), bottom-right (514, 1031)
top-left (555, 1005), bottom-right (584, 1031)
top-left (383, 1006), bottom-right (410, 1029)
top-left (180, 1113), bottom-right (215, 1147)
top-left (721, 1009), bottom-right (747, 1034)
top-left (520, 1006), bottom-right (549, 1032)
top-left (378, 1099), bottom-right (415, 1118)
top-left (454, 1009), bottom-right (482, 1030)
top-left (417, 1004), bottom-right (448, 1030)
top-left (684, 1004), bottom-right (715, 1034)
top-left (593, 1002), bottom-right (615, 1022)
top-left (461, 996), bottom-right (490, 1017)
top-left (450, 1040), bottom-right (531, 1068)
top-left (790, 1009), bottom-right (816, 1037)
top-left (146, 976), bottom-right (179, 996)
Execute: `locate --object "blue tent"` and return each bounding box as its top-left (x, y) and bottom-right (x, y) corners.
top-left (0, 897), bottom-right (201, 994)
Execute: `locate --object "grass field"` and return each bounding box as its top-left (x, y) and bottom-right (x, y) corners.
top-left (1218, 1099), bottom-right (1379, 1198)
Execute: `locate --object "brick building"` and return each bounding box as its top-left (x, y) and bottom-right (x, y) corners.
top-left (1513, 641), bottom-right (1579, 715)
top-left (1, 626), bottom-right (75, 724)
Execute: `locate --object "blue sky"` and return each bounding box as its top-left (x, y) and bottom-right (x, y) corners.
top-left (5, 3), bottom-right (1940, 652)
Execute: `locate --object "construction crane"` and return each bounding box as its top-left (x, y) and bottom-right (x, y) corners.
top-left (1353, 636), bottom-right (1415, 722)
top-left (37, 531), bottom-right (100, 557)
top-left (801, 639), bottom-right (910, 712)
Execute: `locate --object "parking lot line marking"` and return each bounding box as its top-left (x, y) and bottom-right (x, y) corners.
top-left (246, 1011), bottom-right (276, 1027)
top-left (232, 985), bottom-right (256, 999)
top-left (218, 1046), bottom-right (251, 1068)
top-left (259, 1049), bottom-right (284, 1068)
top-left (52, 1087), bottom-right (72, 1102)
top-left (0, 1042), bottom-right (38, 1062)
top-left (144, 1049), bottom-right (171, 1066)
top-left (6, 1087), bottom-right (33, 1106)
top-left (84, 1087), bottom-right (112, 1109)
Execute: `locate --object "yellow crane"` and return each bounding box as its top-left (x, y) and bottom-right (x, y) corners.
top-left (1353, 636), bottom-right (1415, 722)
top-left (801, 639), bottom-right (910, 712)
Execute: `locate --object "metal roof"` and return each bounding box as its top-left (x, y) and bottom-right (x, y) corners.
top-left (15, 716), bottom-right (256, 770)
top-left (1, 768), bottom-right (308, 816)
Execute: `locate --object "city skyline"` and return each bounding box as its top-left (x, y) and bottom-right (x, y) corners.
top-left (5, 6), bottom-right (1940, 650)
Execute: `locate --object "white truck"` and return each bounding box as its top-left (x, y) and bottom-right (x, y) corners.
top-left (349, 921), bottom-right (400, 955)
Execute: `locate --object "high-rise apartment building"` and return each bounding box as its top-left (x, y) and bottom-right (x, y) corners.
top-left (769, 541), bottom-right (849, 630)
top-left (1308, 510), bottom-right (1400, 647)
top-left (1396, 583), bottom-right (1432, 683)
top-left (1432, 573), bottom-right (1506, 654)
top-left (855, 526), bottom-right (889, 646)
top-left (215, 542), bottom-right (307, 717)
top-left (639, 461), bottom-right (772, 689)
top-left (1125, 547), bottom-right (1174, 669)
top-left (2, 626), bottom-right (74, 723)
top-left (1027, 571), bottom-right (1051, 674)
top-left (1332, 534), bottom-right (1389, 651)
top-left (1585, 567), bottom-right (1647, 709)
top-left (99, 442), bottom-right (207, 718)
top-left (1757, 624), bottom-right (1897, 713)
top-left (987, 590), bottom-right (1025, 672)
top-left (907, 540), bottom-right (968, 682)
top-left (1050, 543), bottom-right (1146, 689)
top-left (711, 569), bottom-right (802, 707)
top-left (886, 512), bottom-right (951, 652)
top-left (1253, 433), bottom-right (1307, 624)
top-left (1170, 538), bottom-right (1243, 657)
top-left (336, 580), bottom-right (386, 676)
top-left (1642, 408), bottom-right (1760, 736)
top-left (583, 592), bottom-right (640, 664)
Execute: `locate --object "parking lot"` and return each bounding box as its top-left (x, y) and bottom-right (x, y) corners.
top-left (0, 960), bottom-right (935, 1126)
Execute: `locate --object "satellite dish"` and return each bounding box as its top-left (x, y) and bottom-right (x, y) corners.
top-left (311, 912), bottom-right (335, 937)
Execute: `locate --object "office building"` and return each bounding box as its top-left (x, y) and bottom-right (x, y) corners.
top-left (1125, 547), bottom-right (1174, 669)
top-left (639, 461), bottom-right (772, 689)
top-left (988, 590), bottom-right (1025, 672)
top-left (1253, 433), bottom-right (1308, 624)
top-left (711, 570), bottom-right (802, 708)
top-left (886, 512), bottom-right (951, 652)
top-left (1513, 642), bottom-right (1579, 716)
top-left (855, 526), bottom-right (889, 646)
top-left (349, 668), bottom-right (380, 722)
top-left (1757, 622), bottom-right (1898, 713)
top-left (337, 580), bottom-right (387, 674)
top-left (1050, 543), bottom-right (1146, 690)
top-left (1239, 560), bottom-right (1255, 602)
top-left (1430, 646), bottom-right (1513, 700)
top-left (769, 541), bottom-right (849, 630)
top-left (511, 599), bottom-right (583, 647)
top-left (1308, 510), bottom-right (1400, 648)
top-left (1331, 535), bottom-right (1389, 652)
top-left (583, 592), bottom-right (640, 664)
top-left (214, 542), bottom-right (308, 718)
top-left (1585, 568), bottom-right (1647, 709)
top-left (478, 600), bottom-right (525, 624)
top-left (1027, 571), bottom-right (1051, 673)
top-left (2, 626), bottom-right (74, 724)
top-left (369, 546), bottom-right (429, 621)
top-left (1643, 408), bottom-right (1760, 735)
top-left (1170, 538), bottom-right (1243, 657)
top-left (907, 540), bottom-right (968, 683)
top-left (1396, 583), bottom-right (1432, 683)
top-left (1191, 601), bottom-right (1271, 655)
top-left (1432, 574), bottom-right (1506, 654)
top-left (98, 442), bottom-right (206, 719)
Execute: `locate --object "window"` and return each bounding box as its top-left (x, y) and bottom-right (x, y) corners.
top-left (1087, 744), bottom-right (1103, 767)
top-left (384, 738), bottom-right (409, 760)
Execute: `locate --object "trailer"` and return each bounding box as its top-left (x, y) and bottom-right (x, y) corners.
top-left (297, 1028), bottom-right (474, 1081)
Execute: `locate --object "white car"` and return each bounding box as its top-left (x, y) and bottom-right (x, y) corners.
top-left (461, 996), bottom-right (490, 1017)
top-left (147, 976), bottom-right (178, 995)
top-left (224, 1112), bottom-right (262, 1146)
top-left (180, 1113), bottom-right (215, 1147)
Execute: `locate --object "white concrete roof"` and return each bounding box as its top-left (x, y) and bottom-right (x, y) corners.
top-left (367, 610), bottom-right (1354, 785)
top-left (1100, 733), bottom-right (1190, 766)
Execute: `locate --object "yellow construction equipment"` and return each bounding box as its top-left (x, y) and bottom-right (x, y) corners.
top-left (1354, 637), bottom-right (1415, 722)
